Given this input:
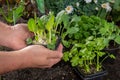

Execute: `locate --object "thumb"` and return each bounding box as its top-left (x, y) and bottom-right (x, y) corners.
top-left (57, 43), bottom-right (63, 52)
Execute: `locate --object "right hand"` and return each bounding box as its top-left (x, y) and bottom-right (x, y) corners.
top-left (19, 44), bottom-right (63, 68)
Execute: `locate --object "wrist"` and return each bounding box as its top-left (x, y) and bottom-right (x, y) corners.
top-left (16, 50), bottom-right (32, 68)
top-left (10, 50), bottom-right (30, 69)
top-left (13, 50), bottom-right (31, 69)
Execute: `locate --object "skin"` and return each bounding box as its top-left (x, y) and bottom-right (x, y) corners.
top-left (0, 21), bottom-right (63, 74)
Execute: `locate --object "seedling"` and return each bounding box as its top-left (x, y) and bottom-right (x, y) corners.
top-left (62, 15), bottom-right (120, 74)
top-left (27, 12), bottom-right (61, 50)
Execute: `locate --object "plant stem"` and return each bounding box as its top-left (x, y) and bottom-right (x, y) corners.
top-left (34, 12), bottom-right (37, 23)
top-left (49, 30), bottom-right (51, 43)
top-left (6, 0), bottom-right (10, 11)
top-left (96, 52), bottom-right (99, 71)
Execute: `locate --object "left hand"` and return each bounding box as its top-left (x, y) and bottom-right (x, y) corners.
top-left (0, 23), bottom-right (33, 50)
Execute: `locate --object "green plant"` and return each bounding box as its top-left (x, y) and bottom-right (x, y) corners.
top-left (0, 0), bottom-right (24, 24)
top-left (27, 11), bottom-right (63, 50)
top-left (13, 1), bottom-right (25, 24)
top-left (61, 14), bottom-right (120, 74)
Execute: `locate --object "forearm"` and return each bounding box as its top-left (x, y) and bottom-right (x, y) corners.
top-left (0, 51), bottom-right (29, 74)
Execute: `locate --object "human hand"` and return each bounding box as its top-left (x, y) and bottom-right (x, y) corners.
top-left (18, 44), bottom-right (63, 68)
top-left (0, 23), bottom-right (33, 50)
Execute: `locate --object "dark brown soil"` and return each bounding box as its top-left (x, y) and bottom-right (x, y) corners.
top-left (1, 61), bottom-right (79, 80)
top-left (102, 49), bottom-right (120, 80)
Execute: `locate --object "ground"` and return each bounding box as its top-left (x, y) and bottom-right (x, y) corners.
top-left (0, 46), bottom-right (120, 80)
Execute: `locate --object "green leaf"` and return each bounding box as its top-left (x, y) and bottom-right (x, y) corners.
top-left (62, 14), bottom-right (70, 29)
top-left (46, 13), bottom-right (55, 31)
top-left (108, 34), bottom-right (116, 40)
top-left (47, 43), bottom-right (55, 50)
top-left (63, 52), bottom-right (70, 62)
top-left (103, 38), bottom-right (109, 46)
top-left (66, 27), bottom-right (79, 34)
top-left (36, 0), bottom-right (45, 13)
top-left (86, 36), bottom-right (94, 41)
top-left (109, 54), bottom-right (116, 59)
top-left (71, 15), bottom-right (81, 23)
top-left (71, 55), bottom-right (79, 66)
top-left (26, 38), bottom-right (33, 45)
top-left (99, 27), bottom-right (107, 35)
top-left (115, 35), bottom-right (120, 44)
top-left (28, 18), bottom-right (36, 32)
top-left (62, 40), bottom-right (70, 48)
top-left (37, 18), bottom-right (44, 29)
top-left (40, 15), bottom-right (49, 24)
top-left (97, 52), bottom-right (105, 57)
top-left (13, 5), bottom-right (24, 24)
top-left (78, 59), bottom-right (83, 66)
top-left (55, 10), bottom-right (65, 26)
top-left (74, 43), bottom-right (84, 48)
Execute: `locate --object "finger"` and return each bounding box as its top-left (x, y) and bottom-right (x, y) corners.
top-left (38, 59), bottom-right (61, 68)
top-left (49, 58), bottom-right (61, 65)
top-left (48, 51), bottom-right (63, 59)
top-left (33, 58), bottom-right (61, 68)
top-left (57, 43), bottom-right (63, 52)
top-left (45, 58), bottom-right (61, 68)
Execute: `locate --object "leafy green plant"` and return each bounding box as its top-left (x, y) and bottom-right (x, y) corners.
top-left (27, 11), bottom-right (63, 50)
top-left (0, 0), bottom-right (24, 24)
top-left (61, 14), bottom-right (120, 74)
